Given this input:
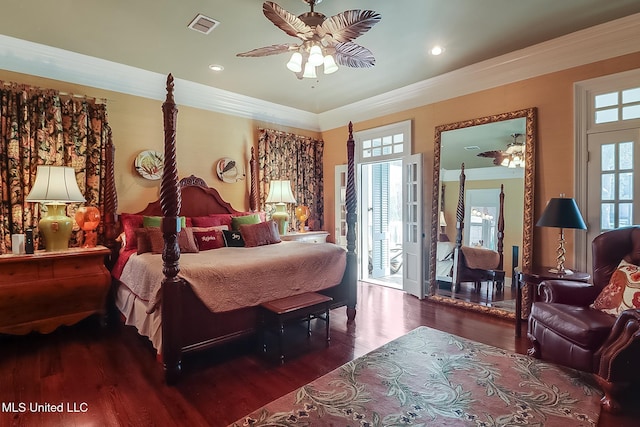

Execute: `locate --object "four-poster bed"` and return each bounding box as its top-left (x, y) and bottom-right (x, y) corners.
top-left (436, 164), bottom-right (506, 293)
top-left (102, 75), bottom-right (358, 383)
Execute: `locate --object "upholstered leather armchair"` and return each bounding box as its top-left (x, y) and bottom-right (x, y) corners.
top-left (528, 226), bottom-right (640, 413)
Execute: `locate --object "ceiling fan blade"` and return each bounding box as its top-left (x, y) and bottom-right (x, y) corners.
top-left (477, 150), bottom-right (504, 158)
top-left (320, 10), bottom-right (381, 43)
top-left (333, 42), bottom-right (375, 68)
top-left (237, 43), bottom-right (299, 57)
top-left (263, 1), bottom-right (314, 41)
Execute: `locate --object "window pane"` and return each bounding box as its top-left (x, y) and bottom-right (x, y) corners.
top-left (619, 141), bottom-right (633, 169)
top-left (363, 149), bottom-right (371, 158)
top-left (393, 133), bottom-right (404, 143)
top-left (382, 146), bottom-right (392, 155)
top-left (363, 140), bottom-right (371, 149)
top-left (382, 136), bottom-right (392, 145)
top-left (622, 87), bottom-right (640, 103)
top-left (601, 203), bottom-right (615, 230)
top-left (595, 92), bottom-right (618, 108)
top-left (393, 144), bottom-right (404, 154)
top-left (372, 148), bottom-right (381, 156)
top-left (619, 203), bottom-right (633, 227)
top-left (372, 138), bottom-right (381, 147)
top-left (601, 144), bottom-right (615, 171)
top-left (596, 109), bottom-right (618, 123)
top-left (619, 172), bottom-right (633, 200)
top-left (622, 104), bottom-right (640, 120)
top-left (601, 174), bottom-right (615, 201)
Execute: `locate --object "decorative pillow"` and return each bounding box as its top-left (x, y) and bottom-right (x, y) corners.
top-left (120, 213), bottom-right (144, 251)
top-left (231, 213), bottom-right (261, 231)
top-left (591, 259), bottom-right (640, 315)
top-left (143, 215), bottom-right (187, 228)
top-left (147, 227), bottom-right (199, 254)
top-left (240, 220), bottom-right (281, 247)
top-left (191, 214), bottom-right (232, 228)
top-left (135, 227), bottom-right (155, 254)
top-left (222, 230), bottom-right (245, 247)
top-left (193, 228), bottom-right (225, 251)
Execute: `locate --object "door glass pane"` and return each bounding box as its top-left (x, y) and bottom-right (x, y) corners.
top-left (619, 172), bottom-right (633, 200)
top-left (622, 105), bottom-right (640, 120)
top-left (601, 203), bottom-right (615, 230)
top-left (619, 141), bottom-right (633, 169)
top-left (601, 144), bottom-right (615, 171)
top-left (619, 203), bottom-right (633, 227)
top-left (596, 109), bottom-right (618, 124)
top-left (601, 174), bottom-right (615, 201)
top-left (622, 87), bottom-right (640, 103)
top-left (595, 92), bottom-right (618, 108)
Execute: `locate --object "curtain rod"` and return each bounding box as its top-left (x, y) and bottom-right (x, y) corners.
top-left (1, 80), bottom-right (109, 104)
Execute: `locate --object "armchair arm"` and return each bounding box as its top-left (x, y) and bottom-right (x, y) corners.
top-left (538, 279), bottom-right (601, 305)
top-left (595, 309), bottom-right (640, 382)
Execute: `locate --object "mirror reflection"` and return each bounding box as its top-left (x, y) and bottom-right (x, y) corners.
top-left (429, 109), bottom-right (536, 318)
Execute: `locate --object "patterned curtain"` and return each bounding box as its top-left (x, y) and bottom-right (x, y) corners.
top-left (258, 128), bottom-right (324, 232)
top-left (0, 81), bottom-right (111, 253)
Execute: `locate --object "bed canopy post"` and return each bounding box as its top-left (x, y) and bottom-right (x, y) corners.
top-left (497, 184), bottom-right (505, 270)
top-left (451, 163), bottom-right (466, 290)
top-left (345, 122), bottom-right (357, 321)
top-left (159, 74), bottom-right (184, 385)
top-left (103, 127), bottom-right (119, 268)
top-left (249, 147), bottom-right (259, 212)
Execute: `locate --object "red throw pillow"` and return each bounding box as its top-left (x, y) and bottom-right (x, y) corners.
top-left (191, 214), bottom-right (232, 228)
top-left (591, 259), bottom-right (640, 315)
top-left (193, 228), bottom-right (225, 251)
top-left (240, 220), bottom-right (281, 247)
top-left (120, 213), bottom-right (144, 251)
top-left (147, 227), bottom-right (200, 254)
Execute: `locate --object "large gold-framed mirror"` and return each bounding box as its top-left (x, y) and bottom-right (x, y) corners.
top-left (428, 108), bottom-right (536, 318)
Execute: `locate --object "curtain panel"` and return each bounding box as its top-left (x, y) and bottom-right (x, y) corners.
top-left (0, 81), bottom-right (112, 253)
top-left (257, 128), bottom-right (324, 232)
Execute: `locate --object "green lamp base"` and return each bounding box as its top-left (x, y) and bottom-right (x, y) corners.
top-left (39, 203), bottom-right (73, 251)
top-left (272, 203), bottom-right (290, 235)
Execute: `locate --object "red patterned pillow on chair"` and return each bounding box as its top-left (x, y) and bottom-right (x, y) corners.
top-left (591, 259), bottom-right (640, 315)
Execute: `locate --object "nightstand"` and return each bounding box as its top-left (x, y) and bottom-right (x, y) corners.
top-left (280, 231), bottom-right (329, 243)
top-left (0, 246), bottom-right (111, 335)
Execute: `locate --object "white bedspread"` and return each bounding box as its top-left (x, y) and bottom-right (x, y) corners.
top-left (118, 241), bottom-right (347, 314)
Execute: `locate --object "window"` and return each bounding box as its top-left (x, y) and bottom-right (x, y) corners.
top-left (594, 86), bottom-right (640, 124)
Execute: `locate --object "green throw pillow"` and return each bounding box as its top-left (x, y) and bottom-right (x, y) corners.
top-left (143, 215), bottom-right (186, 228)
top-left (231, 214), bottom-right (261, 230)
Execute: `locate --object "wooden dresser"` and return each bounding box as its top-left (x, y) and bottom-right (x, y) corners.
top-left (0, 246), bottom-right (111, 335)
top-left (280, 231), bottom-right (329, 243)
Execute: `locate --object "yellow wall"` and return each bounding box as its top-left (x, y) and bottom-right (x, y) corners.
top-left (0, 70), bottom-right (320, 214)
top-left (3, 51), bottom-right (640, 269)
top-left (321, 52), bottom-right (640, 269)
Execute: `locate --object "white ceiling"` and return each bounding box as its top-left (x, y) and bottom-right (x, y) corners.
top-left (2, 0), bottom-right (640, 118)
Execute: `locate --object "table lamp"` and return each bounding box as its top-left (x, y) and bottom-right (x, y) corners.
top-left (295, 205), bottom-right (311, 233)
top-left (266, 180), bottom-right (296, 235)
top-left (536, 195), bottom-right (586, 275)
top-left (26, 165), bottom-right (86, 251)
top-left (75, 206), bottom-right (101, 247)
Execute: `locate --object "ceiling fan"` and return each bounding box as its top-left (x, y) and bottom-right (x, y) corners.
top-left (477, 134), bottom-right (526, 168)
top-left (236, 0), bottom-right (382, 79)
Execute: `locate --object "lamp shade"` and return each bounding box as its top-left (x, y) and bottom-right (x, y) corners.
top-left (536, 197), bottom-right (586, 230)
top-left (26, 165), bottom-right (86, 203)
top-left (439, 211), bottom-right (447, 227)
top-left (266, 180), bottom-right (296, 204)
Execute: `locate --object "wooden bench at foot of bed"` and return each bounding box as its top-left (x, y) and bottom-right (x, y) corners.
top-left (260, 292), bottom-right (332, 364)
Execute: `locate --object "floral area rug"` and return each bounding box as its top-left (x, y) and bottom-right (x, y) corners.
top-left (230, 326), bottom-right (602, 426)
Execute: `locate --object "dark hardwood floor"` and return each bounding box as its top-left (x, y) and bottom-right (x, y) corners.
top-left (1, 282), bottom-right (638, 426)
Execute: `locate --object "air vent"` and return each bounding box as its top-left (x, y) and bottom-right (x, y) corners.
top-left (188, 14), bottom-right (220, 35)
top-left (464, 145), bottom-right (480, 150)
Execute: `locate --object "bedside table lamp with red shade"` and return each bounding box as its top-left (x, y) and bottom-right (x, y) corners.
top-left (26, 165), bottom-right (86, 251)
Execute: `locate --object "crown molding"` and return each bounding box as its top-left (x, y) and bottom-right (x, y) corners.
top-left (318, 13), bottom-right (640, 131)
top-left (1, 13), bottom-right (638, 133)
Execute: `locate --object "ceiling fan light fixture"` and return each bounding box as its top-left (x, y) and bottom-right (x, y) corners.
top-left (308, 44), bottom-right (324, 66)
top-left (323, 54), bottom-right (338, 74)
top-left (303, 61), bottom-right (317, 78)
top-left (286, 52), bottom-right (303, 73)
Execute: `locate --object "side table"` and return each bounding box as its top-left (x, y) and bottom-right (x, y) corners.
top-left (515, 266), bottom-right (590, 337)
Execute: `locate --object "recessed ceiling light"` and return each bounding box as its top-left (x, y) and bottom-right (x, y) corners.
top-left (209, 64), bottom-right (224, 72)
top-left (430, 45), bottom-right (445, 56)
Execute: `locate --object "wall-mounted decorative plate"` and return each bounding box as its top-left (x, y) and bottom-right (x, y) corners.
top-left (216, 157), bottom-right (243, 183)
top-left (135, 150), bottom-right (164, 180)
